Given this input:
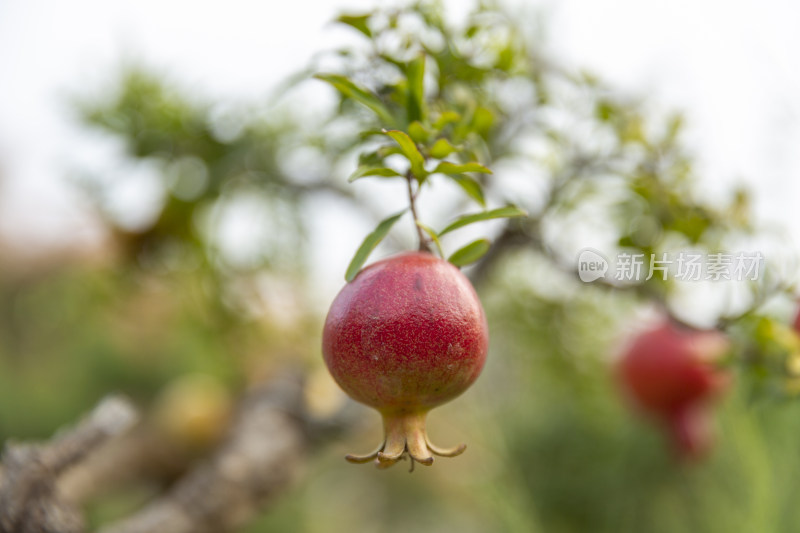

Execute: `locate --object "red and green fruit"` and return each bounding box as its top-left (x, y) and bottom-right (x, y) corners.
top-left (322, 251), bottom-right (488, 468)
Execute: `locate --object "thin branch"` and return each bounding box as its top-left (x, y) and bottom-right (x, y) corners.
top-left (406, 172), bottom-right (431, 253)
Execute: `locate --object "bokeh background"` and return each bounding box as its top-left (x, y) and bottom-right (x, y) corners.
top-left (2, 1), bottom-right (800, 532)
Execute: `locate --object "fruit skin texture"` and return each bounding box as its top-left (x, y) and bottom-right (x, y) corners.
top-left (322, 251), bottom-right (488, 468)
top-left (618, 321), bottom-right (729, 460)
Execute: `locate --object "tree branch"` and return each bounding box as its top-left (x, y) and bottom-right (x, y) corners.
top-left (98, 372), bottom-right (308, 533)
top-left (0, 365), bottom-right (363, 533)
top-left (0, 396), bottom-right (138, 533)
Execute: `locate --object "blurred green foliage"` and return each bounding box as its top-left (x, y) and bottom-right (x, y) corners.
top-left (77, 68), bottom-right (312, 273)
top-left (2, 1), bottom-right (800, 532)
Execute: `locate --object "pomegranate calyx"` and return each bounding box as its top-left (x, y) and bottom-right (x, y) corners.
top-left (345, 411), bottom-right (466, 472)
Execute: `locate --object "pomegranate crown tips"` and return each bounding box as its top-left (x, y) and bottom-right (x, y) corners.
top-left (323, 252), bottom-right (489, 469)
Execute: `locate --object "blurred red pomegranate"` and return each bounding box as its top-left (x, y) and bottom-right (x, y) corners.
top-left (618, 321), bottom-right (729, 459)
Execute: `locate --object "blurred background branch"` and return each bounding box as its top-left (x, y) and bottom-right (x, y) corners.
top-left (0, 396), bottom-right (138, 533)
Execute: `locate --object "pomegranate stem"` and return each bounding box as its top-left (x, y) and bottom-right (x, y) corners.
top-left (406, 171), bottom-right (432, 253)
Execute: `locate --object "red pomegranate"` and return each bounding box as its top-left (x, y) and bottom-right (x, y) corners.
top-left (618, 321), bottom-right (729, 459)
top-left (322, 251), bottom-right (488, 468)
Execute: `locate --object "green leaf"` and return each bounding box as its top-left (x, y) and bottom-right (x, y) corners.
top-left (595, 99), bottom-right (616, 122)
top-left (408, 121), bottom-right (428, 144)
top-left (406, 54), bottom-right (426, 123)
top-left (376, 145), bottom-right (404, 159)
top-left (471, 106), bottom-right (494, 136)
top-left (448, 239), bottom-right (490, 267)
top-left (357, 128), bottom-right (389, 140)
top-left (336, 13), bottom-right (372, 37)
top-left (448, 175), bottom-right (485, 206)
top-left (496, 44), bottom-right (515, 71)
top-left (664, 113), bottom-right (684, 144)
top-left (348, 166), bottom-right (403, 182)
top-left (415, 221), bottom-right (444, 258)
top-left (439, 206), bottom-right (528, 236)
top-left (433, 161), bottom-right (492, 176)
top-left (357, 149), bottom-right (383, 167)
top-left (345, 210), bottom-right (407, 282)
top-left (315, 74), bottom-right (394, 125)
top-left (430, 138), bottom-right (457, 159)
top-left (382, 129), bottom-right (427, 181)
top-left (433, 111), bottom-right (460, 130)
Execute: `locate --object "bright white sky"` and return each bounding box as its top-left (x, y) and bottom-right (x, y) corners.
top-left (1, 0), bottom-right (799, 304)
